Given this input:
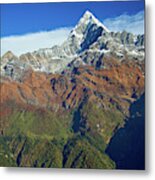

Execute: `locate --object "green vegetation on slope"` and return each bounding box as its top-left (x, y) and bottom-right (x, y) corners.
top-left (0, 135), bottom-right (64, 167)
top-left (0, 137), bottom-right (17, 167)
top-left (4, 108), bottom-right (73, 141)
top-left (0, 99), bottom-right (123, 168)
top-left (63, 136), bottom-right (115, 169)
top-left (79, 101), bottom-right (125, 144)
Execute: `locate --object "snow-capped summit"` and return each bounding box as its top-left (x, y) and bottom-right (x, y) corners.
top-left (74, 10), bottom-right (110, 34)
top-left (70, 10), bottom-right (110, 42)
top-left (1, 51), bottom-right (18, 61)
top-left (66, 10), bottom-right (110, 53)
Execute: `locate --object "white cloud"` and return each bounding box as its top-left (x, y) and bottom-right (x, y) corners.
top-left (103, 11), bottom-right (144, 35)
top-left (1, 11), bottom-right (144, 57)
top-left (1, 27), bottom-right (72, 56)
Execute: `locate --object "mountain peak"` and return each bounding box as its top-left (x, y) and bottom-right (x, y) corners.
top-left (68, 10), bottom-right (110, 49)
top-left (82, 10), bottom-right (94, 19)
top-left (2, 51), bottom-right (18, 60)
top-left (67, 10), bottom-right (110, 52)
top-left (79, 10), bottom-right (110, 33)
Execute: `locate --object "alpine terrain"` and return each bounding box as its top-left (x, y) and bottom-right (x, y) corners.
top-left (0, 11), bottom-right (145, 169)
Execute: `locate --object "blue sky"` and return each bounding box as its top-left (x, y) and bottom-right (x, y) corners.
top-left (1, 1), bottom-right (145, 37)
top-left (1, 1), bottom-right (145, 55)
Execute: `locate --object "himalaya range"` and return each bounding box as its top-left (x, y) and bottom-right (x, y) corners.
top-left (0, 10), bottom-right (145, 169)
top-left (1, 11), bottom-right (144, 79)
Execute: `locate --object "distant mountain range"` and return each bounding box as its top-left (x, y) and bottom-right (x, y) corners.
top-left (0, 11), bottom-right (145, 169)
top-left (1, 10), bottom-right (144, 80)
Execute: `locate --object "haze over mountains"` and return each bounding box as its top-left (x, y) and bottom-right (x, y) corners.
top-left (0, 11), bottom-right (145, 169)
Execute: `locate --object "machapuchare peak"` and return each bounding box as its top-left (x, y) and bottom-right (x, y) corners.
top-left (74, 10), bottom-right (110, 33)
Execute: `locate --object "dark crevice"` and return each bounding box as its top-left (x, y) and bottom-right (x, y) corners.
top-left (16, 139), bottom-right (27, 167)
top-left (71, 150), bottom-right (83, 168)
top-left (72, 94), bottom-right (88, 133)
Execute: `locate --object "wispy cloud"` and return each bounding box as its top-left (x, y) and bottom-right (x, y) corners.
top-left (103, 11), bottom-right (144, 35)
top-left (1, 27), bottom-right (72, 56)
top-left (1, 11), bottom-right (144, 56)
